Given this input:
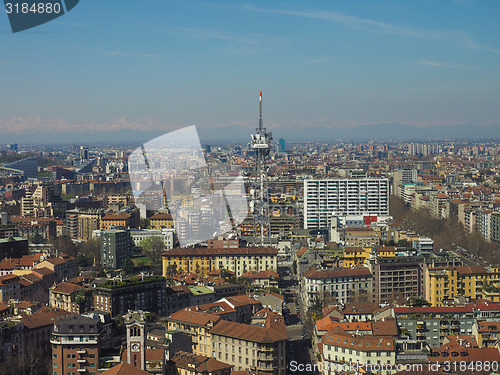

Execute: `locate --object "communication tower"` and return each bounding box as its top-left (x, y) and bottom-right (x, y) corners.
top-left (250, 92), bottom-right (273, 246)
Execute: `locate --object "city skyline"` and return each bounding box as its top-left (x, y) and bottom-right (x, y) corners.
top-left (1, 1), bottom-right (499, 143)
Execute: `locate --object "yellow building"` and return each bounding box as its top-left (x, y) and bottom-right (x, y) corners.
top-left (343, 246), bottom-right (396, 268)
top-left (167, 308), bottom-right (220, 357)
top-left (473, 321), bottom-right (500, 348)
top-left (426, 265), bottom-right (500, 306)
top-left (162, 247), bottom-right (278, 278)
top-left (426, 267), bottom-right (458, 307)
top-left (150, 213), bottom-right (174, 230)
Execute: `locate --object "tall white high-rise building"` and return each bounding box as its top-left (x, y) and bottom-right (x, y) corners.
top-left (304, 178), bottom-right (389, 229)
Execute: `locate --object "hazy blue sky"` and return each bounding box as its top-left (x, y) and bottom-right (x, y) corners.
top-left (1, 0), bottom-right (499, 142)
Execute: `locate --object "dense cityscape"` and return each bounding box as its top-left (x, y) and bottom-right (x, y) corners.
top-left (1, 136), bottom-right (500, 375)
top-left (2, 0), bottom-right (500, 374)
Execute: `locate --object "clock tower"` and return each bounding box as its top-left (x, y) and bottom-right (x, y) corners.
top-left (125, 310), bottom-right (147, 370)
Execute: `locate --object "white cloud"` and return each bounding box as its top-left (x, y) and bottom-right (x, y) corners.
top-left (419, 59), bottom-right (471, 70)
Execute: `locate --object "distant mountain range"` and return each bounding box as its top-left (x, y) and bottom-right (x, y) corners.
top-left (1, 122), bottom-right (499, 145)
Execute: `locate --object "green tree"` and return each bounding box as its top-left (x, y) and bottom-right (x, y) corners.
top-left (309, 295), bottom-right (325, 315)
top-left (411, 297), bottom-right (431, 307)
top-left (140, 236), bottom-right (165, 264)
top-left (28, 233), bottom-right (45, 244)
top-left (140, 218), bottom-right (151, 229)
top-left (52, 237), bottom-right (77, 257)
top-left (76, 253), bottom-right (91, 268)
top-left (292, 260), bottom-right (297, 274)
top-left (220, 269), bottom-right (238, 284)
top-left (77, 238), bottom-right (102, 266)
top-left (123, 257), bottom-right (134, 275)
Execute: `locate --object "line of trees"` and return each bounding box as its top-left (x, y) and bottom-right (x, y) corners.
top-left (390, 195), bottom-right (500, 264)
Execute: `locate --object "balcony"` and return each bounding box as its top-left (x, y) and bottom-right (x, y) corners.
top-left (77, 359), bottom-right (86, 363)
top-left (77, 369), bottom-right (87, 373)
top-left (77, 350), bottom-right (86, 354)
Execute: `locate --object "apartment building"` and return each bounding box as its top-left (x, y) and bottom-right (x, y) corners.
top-left (343, 228), bottom-right (379, 247)
top-left (395, 306), bottom-right (475, 348)
top-left (99, 229), bottom-right (132, 269)
top-left (304, 178), bottom-right (389, 229)
top-left (49, 282), bottom-right (90, 314)
top-left (35, 256), bottom-right (77, 283)
top-left (322, 326), bottom-right (395, 375)
top-left (473, 321), bottom-right (500, 348)
top-left (367, 256), bottom-right (424, 304)
top-left (0, 320), bottom-right (24, 372)
top-left (162, 247), bottom-right (278, 278)
top-left (51, 315), bottom-right (103, 375)
top-left (302, 267), bottom-right (373, 306)
top-left (150, 213), bottom-right (174, 230)
top-left (209, 309), bottom-right (287, 375)
top-left (492, 212), bottom-right (500, 246)
top-left (424, 265), bottom-right (500, 306)
top-left (129, 228), bottom-right (175, 249)
top-left (167, 308), bottom-right (221, 357)
top-left (100, 212), bottom-right (136, 230)
top-left (77, 211), bottom-right (102, 241)
top-left (0, 274), bottom-right (20, 302)
top-left (93, 276), bottom-right (166, 317)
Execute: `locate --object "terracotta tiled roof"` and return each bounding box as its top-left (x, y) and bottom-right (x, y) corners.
top-left (42, 257), bottom-right (66, 266)
top-left (100, 362), bottom-right (150, 375)
top-left (477, 321), bottom-right (500, 333)
top-left (343, 302), bottom-right (381, 315)
top-left (210, 317), bottom-right (287, 343)
top-left (0, 259), bottom-right (15, 269)
top-left (454, 265), bottom-right (489, 275)
top-left (21, 273), bottom-right (42, 284)
top-left (18, 255), bottom-right (38, 267)
top-left (196, 301), bottom-right (237, 315)
top-left (295, 247), bottom-right (308, 258)
top-left (32, 267), bottom-right (55, 277)
top-left (224, 294), bottom-right (262, 307)
top-left (322, 305), bottom-right (342, 318)
top-left (168, 308), bottom-right (221, 326)
top-left (429, 339), bottom-right (500, 364)
top-left (323, 326), bottom-right (394, 352)
top-left (316, 316), bottom-right (337, 331)
top-left (170, 351), bottom-right (232, 372)
top-left (21, 307), bottom-right (74, 329)
top-left (150, 213), bottom-right (173, 220)
top-left (102, 213), bottom-right (132, 220)
top-left (372, 318), bottom-right (398, 336)
top-left (51, 282), bottom-right (84, 295)
top-left (0, 274), bottom-right (19, 284)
